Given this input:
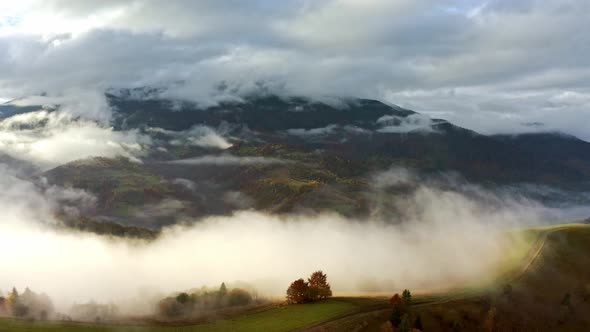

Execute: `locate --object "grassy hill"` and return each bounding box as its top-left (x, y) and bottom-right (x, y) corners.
top-left (0, 298), bottom-right (362, 332)
top-left (304, 224), bottom-right (590, 332)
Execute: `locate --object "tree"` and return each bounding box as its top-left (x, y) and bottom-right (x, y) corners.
top-left (158, 298), bottom-right (183, 317)
top-left (390, 293), bottom-right (402, 307)
top-left (0, 297), bottom-right (6, 314)
top-left (176, 292), bottom-right (190, 305)
top-left (286, 279), bottom-right (309, 304)
top-left (6, 287), bottom-right (18, 308)
top-left (562, 292), bottom-right (572, 311)
top-left (402, 289), bottom-right (412, 307)
top-left (483, 307), bottom-right (496, 332)
top-left (228, 288), bottom-right (252, 306)
top-left (219, 283), bottom-right (228, 297)
top-left (6, 287), bottom-right (26, 317)
top-left (398, 313), bottom-right (412, 332)
top-left (390, 303), bottom-right (402, 328)
top-left (414, 313), bottom-right (424, 331)
top-left (390, 291), bottom-right (413, 329)
top-left (1, 287), bottom-right (54, 320)
top-left (308, 271), bottom-right (332, 301)
top-left (12, 302), bottom-right (28, 318)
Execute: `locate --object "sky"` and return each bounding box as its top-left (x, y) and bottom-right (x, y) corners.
top-left (0, 0), bottom-right (589, 139)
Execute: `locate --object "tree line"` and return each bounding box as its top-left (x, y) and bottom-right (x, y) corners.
top-left (286, 271), bottom-right (332, 304)
top-left (0, 287), bottom-right (54, 320)
top-left (158, 282), bottom-right (259, 317)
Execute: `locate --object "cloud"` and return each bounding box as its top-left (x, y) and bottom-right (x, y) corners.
top-left (171, 178), bottom-right (197, 192)
top-left (2, 90), bottom-right (112, 123)
top-left (0, 0), bottom-right (588, 138)
top-left (0, 163), bottom-right (548, 312)
top-left (286, 125), bottom-right (338, 136)
top-left (370, 167), bottom-right (416, 190)
top-left (286, 124), bottom-right (370, 137)
top-left (0, 110), bottom-right (150, 169)
top-left (149, 126), bottom-right (232, 150)
top-left (376, 113), bottom-right (438, 133)
top-left (367, 167), bottom-right (590, 225)
top-left (167, 154), bottom-right (283, 166)
top-left (385, 88), bottom-right (590, 140)
top-left (132, 199), bottom-right (186, 220)
top-left (39, 179), bottom-right (98, 218)
top-left (1, 159), bottom-right (589, 313)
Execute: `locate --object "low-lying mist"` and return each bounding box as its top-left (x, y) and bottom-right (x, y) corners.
top-left (2, 164), bottom-right (582, 315)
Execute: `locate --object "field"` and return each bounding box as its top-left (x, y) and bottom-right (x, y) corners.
top-left (2, 224), bottom-right (589, 332)
top-left (0, 298), bottom-right (365, 332)
top-left (305, 224), bottom-right (590, 331)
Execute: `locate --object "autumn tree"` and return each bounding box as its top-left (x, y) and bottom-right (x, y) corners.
top-left (286, 279), bottom-right (309, 304)
top-left (390, 291), bottom-right (413, 329)
top-left (6, 287), bottom-right (20, 317)
top-left (6, 287), bottom-right (18, 308)
top-left (390, 293), bottom-right (402, 307)
top-left (308, 271), bottom-right (332, 301)
top-left (6, 287), bottom-right (30, 318)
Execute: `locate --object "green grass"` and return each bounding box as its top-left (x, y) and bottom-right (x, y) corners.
top-left (407, 225), bottom-right (577, 300)
top-left (314, 224), bottom-right (590, 331)
top-left (0, 299), bottom-right (357, 332)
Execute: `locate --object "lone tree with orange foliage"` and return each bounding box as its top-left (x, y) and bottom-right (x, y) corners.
top-left (390, 294), bottom-right (403, 328)
top-left (390, 293), bottom-right (403, 307)
top-left (286, 279), bottom-right (310, 304)
top-left (286, 271), bottom-right (333, 304)
top-left (308, 271), bottom-right (332, 301)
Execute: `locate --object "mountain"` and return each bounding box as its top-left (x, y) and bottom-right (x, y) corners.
top-left (493, 132), bottom-right (590, 176)
top-left (4, 92), bottom-right (590, 234)
top-left (106, 93), bottom-right (590, 185)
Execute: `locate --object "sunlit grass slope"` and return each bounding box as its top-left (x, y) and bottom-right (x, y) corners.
top-left (0, 298), bottom-right (357, 332)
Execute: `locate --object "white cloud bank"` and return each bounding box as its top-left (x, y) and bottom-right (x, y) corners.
top-left (376, 113), bottom-right (437, 133)
top-left (168, 155), bottom-right (282, 166)
top-left (0, 110), bottom-right (150, 169)
top-left (1, 164), bottom-right (580, 313)
top-left (149, 126), bottom-right (232, 150)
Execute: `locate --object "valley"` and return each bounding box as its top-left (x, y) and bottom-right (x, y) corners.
top-left (2, 223), bottom-right (588, 331)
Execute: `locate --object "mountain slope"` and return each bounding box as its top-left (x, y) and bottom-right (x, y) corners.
top-left (4, 93), bottom-right (590, 232)
top-left (109, 93), bottom-right (590, 185)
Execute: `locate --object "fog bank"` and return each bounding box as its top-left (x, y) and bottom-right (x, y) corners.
top-left (0, 167), bottom-right (556, 313)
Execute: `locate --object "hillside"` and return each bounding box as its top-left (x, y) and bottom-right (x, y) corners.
top-left (299, 224), bottom-right (590, 331)
top-left (3, 93), bottom-right (590, 233)
top-left (107, 93), bottom-right (590, 185)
